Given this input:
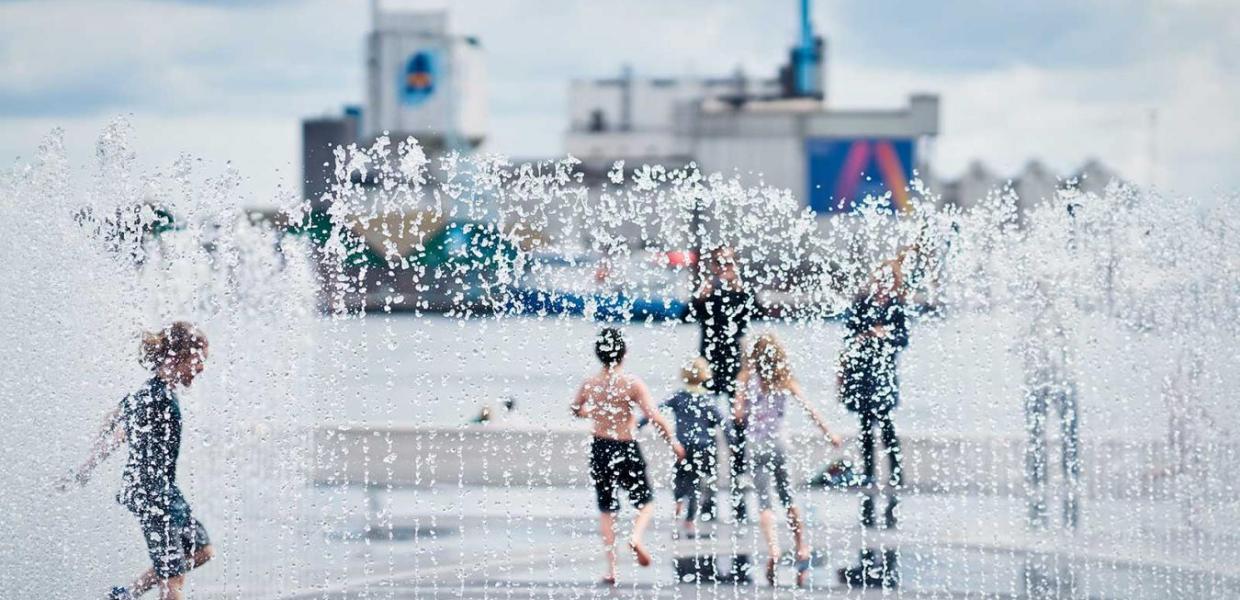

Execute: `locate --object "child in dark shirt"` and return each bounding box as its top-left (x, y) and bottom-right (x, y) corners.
top-left (59, 322), bottom-right (215, 600)
top-left (649, 357), bottom-right (724, 537)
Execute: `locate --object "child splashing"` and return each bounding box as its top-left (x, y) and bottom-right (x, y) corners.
top-left (736, 333), bottom-right (843, 587)
top-left (642, 357), bottom-right (725, 538)
top-left (58, 322), bottom-right (215, 600)
top-left (572, 328), bottom-right (685, 585)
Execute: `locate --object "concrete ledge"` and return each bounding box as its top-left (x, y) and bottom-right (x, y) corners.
top-left (312, 424), bottom-right (1239, 501)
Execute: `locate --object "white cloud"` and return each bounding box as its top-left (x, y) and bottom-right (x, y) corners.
top-left (0, 0), bottom-right (1236, 203)
top-left (828, 42), bottom-right (1240, 196)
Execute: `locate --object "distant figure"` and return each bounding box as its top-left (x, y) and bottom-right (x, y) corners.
top-left (689, 246), bottom-right (755, 522)
top-left (571, 328), bottom-right (685, 586)
top-left (736, 333), bottom-right (843, 588)
top-left (840, 258), bottom-right (910, 530)
top-left (1012, 300), bottom-right (1081, 530)
top-left (57, 322), bottom-right (216, 600)
top-left (837, 253), bottom-right (912, 590)
top-left (472, 405), bottom-right (495, 424)
top-left (1157, 345), bottom-right (1218, 529)
top-left (644, 357), bottom-right (724, 538)
top-left (471, 397), bottom-right (517, 425)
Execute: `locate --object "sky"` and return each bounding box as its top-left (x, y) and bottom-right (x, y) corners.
top-left (1, 0), bottom-right (1238, 203)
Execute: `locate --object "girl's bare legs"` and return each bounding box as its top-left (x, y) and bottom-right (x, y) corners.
top-left (127, 545), bottom-right (215, 598)
top-left (786, 506), bottom-right (808, 558)
top-left (599, 513), bottom-right (618, 582)
top-left (786, 506), bottom-right (811, 586)
top-left (758, 506), bottom-right (810, 586)
top-left (125, 570), bottom-right (160, 598)
top-left (758, 509), bottom-right (780, 585)
top-left (629, 503), bottom-right (656, 566)
top-left (155, 576), bottom-right (184, 600)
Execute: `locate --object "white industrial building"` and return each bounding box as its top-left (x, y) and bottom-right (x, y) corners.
top-left (564, 67), bottom-right (1116, 225)
top-left (363, 9), bottom-right (487, 147)
top-left (564, 1), bottom-right (940, 219)
top-left (565, 69), bottom-right (785, 161)
top-left (304, 1), bottom-right (1118, 243)
top-left (303, 5), bottom-right (487, 206)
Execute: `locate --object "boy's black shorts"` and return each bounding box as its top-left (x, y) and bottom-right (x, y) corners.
top-left (590, 436), bottom-right (654, 513)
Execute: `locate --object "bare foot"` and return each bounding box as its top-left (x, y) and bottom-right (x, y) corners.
top-left (600, 576), bottom-right (617, 587)
top-left (629, 540), bottom-right (652, 567)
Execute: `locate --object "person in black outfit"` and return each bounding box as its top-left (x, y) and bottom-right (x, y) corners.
top-left (59, 322), bottom-right (214, 600)
top-left (838, 254), bottom-right (912, 588)
top-left (688, 247), bottom-right (754, 523)
top-left (841, 287), bottom-right (909, 527)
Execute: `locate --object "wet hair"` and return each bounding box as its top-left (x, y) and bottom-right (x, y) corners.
top-left (681, 357), bottom-right (712, 387)
top-left (748, 333), bottom-right (792, 389)
top-left (595, 327), bottom-right (626, 367)
top-left (140, 321), bottom-right (208, 371)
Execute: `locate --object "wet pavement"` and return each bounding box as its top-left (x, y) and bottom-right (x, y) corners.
top-left (190, 486), bottom-right (1240, 599)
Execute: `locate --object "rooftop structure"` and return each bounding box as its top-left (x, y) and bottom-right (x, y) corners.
top-left (564, 0), bottom-right (939, 217)
top-left (302, 4), bottom-right (487, 208)
top-left (364, 8), bottom-right (487, 149)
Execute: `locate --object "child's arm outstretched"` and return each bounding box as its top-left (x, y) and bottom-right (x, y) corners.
top-left (633, 379), bottom-right (686, 459)
top-left (636, 397), bottom-right (673, 429)
top-left (58, 406), bottom-right (125, 491)
top-left (789, 379), bottom-right (843, 447)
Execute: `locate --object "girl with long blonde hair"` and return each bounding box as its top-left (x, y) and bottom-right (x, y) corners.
top-left (735, 333), bottom-right (842, 587)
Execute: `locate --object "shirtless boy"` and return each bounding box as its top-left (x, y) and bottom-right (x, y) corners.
top-left (572, 327), bottom-right (685, 585)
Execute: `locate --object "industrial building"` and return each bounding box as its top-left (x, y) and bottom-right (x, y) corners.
top-left (566, 72), bottom-right (940, 218)
top-left (298, 1), bottom-right (1119, 312)
top-left (302, 0), bottom-right (1118, 221)
top-left (362, 10), bottom-right (486, 148)
top-left (302, 5), bottom-right (486, 210)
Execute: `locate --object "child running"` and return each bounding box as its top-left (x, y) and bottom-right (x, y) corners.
top-left (736, 333), bottom-right (843, 587)
top-left (572, 327), bottom-right (685, 585)
top-left (58, 322), bottom-right (215, 600)
top-left (644, 357), bottom-right (724, 538)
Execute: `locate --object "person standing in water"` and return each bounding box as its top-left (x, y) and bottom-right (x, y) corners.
top-left (642, 357), bottom-right (724, 538)
top-left (840, 256), bottom-right (911, 530)
top-left (689, 246), bottom-right (755, 522)
top-left (837, 252), bottom-right (913, 589)
top-left (736, 333), bottom-right (843, 588)
top-left (571, 328), bottom-right (685, 586)
top-left (1157, 345), bottom-right (1221, 529)
top-left (1013, 296), bottom-right (1081, 530)
top-left (58, 322), bottom-right (215, 600)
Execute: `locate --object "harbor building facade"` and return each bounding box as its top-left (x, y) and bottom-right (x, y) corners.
top-left (297, 1), bottom-right (1120, 313)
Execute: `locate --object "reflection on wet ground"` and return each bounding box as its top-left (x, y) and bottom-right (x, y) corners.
top-left (194, 487), bottom-right (1240, 599)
